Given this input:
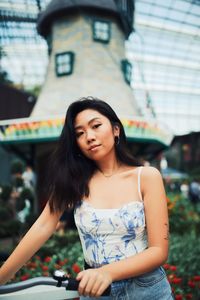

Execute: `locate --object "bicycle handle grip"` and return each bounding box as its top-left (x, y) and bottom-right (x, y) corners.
top-left (67, 278), bottom-right (111, 296)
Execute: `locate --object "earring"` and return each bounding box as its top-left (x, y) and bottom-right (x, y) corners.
top-left (115, 136), bottom-right (120, 146)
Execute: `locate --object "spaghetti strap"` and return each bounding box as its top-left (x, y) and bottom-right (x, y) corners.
top-left (138, 166), bottom-right (143, 202)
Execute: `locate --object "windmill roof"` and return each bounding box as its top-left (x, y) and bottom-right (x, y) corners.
top-left (37, 0), bottom-right (119, 37)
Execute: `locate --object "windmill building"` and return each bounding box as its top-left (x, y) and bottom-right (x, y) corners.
top-left (0, 0), bottom-right (173, 206)
top-left (32, 0), bottom-right (140, 118)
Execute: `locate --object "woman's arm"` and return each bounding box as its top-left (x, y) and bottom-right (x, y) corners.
top-left (0, 202), bottom-right (63, 285)
top-left (76, 166), bottom-right (169, 297)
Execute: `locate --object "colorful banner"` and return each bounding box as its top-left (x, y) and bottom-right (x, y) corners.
top-left (0, 116), bottom-right (173, 146)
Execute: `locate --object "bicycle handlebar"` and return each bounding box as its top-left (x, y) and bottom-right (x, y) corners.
top-left (0, 277), bottom-right (79, 300)
top-left (0, 273), bottom-right (111, 297)
top-left (0, 277), bottom-right (69, 294)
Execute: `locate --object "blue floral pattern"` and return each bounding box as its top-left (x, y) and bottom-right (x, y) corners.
top-left (74, 201), bottom-right (148, 267)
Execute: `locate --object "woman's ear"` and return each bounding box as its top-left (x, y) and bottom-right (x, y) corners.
top-left (113, 124), bottom-right (120, 137)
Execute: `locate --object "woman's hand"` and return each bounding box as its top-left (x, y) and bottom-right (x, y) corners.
top-left (76, 268), bottom-right (112, 297)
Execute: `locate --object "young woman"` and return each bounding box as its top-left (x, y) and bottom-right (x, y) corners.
top-left (0, 97), bottom-right (173, 299)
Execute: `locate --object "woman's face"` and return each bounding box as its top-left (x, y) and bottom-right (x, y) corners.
top-left (74, 109), bottom-right (119, 161)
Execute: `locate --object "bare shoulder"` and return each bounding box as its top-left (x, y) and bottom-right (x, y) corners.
top-left (141, 166), bottom-right (163, 184)
top-left (140, 166), bottom-right (165, 196)
top-left (142, 166), bottom-right (161, 176)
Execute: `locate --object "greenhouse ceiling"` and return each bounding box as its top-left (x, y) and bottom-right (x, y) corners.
top-left (0, 0), bottom-right (199, 136)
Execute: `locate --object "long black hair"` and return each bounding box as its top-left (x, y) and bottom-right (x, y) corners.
top-left (46, 97), bottom-right (141, 213)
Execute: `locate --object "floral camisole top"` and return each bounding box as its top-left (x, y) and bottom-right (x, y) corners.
top-left (74, 166), bottom-right (148, 267)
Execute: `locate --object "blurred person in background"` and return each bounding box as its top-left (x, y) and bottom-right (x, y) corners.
top-left (188, 179), bottom-right (200, 204)
top-left (22, 165), bottom-right (36, 190)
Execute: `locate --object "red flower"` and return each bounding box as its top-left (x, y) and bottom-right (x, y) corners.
top-left (58, 260), bottom-right (67, 266)
top-left (169, 265), bottom-right (177, 271)
top-left (72, 263), bottom-right (81, 273)
top-left (42, 265), bottom-right (49, 271)
top-left (21, 274), bottom-right (29, 281)
top-left (193, 275), bottom-right (200, 281)
top-left (168, 274), bottom-right (175, 282)
top-left (175, 295), bottom-right (183, 300)
top-left (172, 277), bottom-right (182, 284)
top-left (44, 256), bottom-right (52, 263)
top-left (186, 294), bottom-right (193, 300)
top-left (163, 264), bottom-right (170, 270)
top-left (188, 280), bottom-right (195, 288)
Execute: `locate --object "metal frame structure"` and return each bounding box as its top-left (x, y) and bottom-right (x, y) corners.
top-left (0, 0), bottom-right (200, 135)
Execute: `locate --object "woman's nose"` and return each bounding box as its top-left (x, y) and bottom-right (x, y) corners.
top-left (86, 130), bottom-right (96, 143)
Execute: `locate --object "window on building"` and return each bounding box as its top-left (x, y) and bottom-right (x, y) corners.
top-left (92, 19), bottom-right (111, 43)
top-left (55, 51), bottom-right (74, 77)
top-left (121, 59), bottom-right (132, 85)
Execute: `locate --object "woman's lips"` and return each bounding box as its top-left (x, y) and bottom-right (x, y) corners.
top-left (89, 145), bottom-right (101, 151)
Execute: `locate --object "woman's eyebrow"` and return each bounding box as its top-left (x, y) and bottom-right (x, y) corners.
top-left (75, 117), bottom-right (101, 130)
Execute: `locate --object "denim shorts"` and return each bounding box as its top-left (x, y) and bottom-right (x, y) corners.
top-left (80, 266), bottom-right (174, 300)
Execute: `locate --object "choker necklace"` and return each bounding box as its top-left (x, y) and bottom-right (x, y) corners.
top-left (99, 165), bottom-right (122, 178)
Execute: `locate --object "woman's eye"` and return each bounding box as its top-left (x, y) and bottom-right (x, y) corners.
top-left (76, 131), bottom-right (83, 138)
top-left (93, 124), bottom-right (101, 129)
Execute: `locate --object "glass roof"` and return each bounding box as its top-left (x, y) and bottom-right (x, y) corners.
top-left (127, 0), bottom-right (200, 135)
top-left (0, 0), bottom-right (199, 136)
